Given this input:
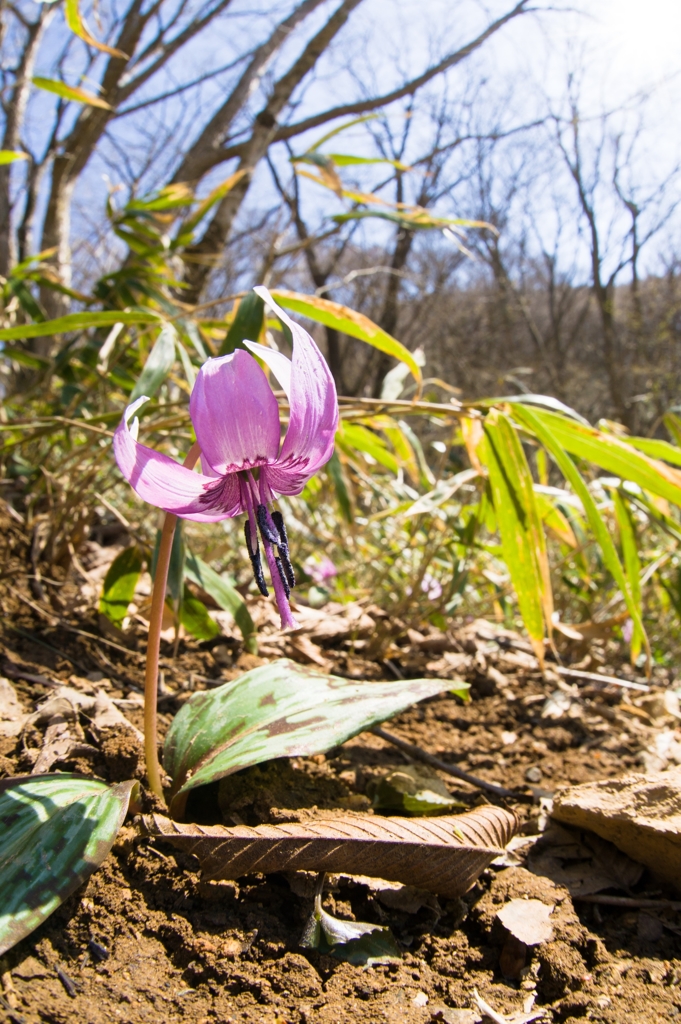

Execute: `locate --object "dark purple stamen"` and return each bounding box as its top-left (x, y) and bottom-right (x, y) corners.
top-left (272, 510), bottom-right (295, 589)
top-left (256, 503), bottom-right (280, 545)
top-left (274, 555), bottom-right (291, 598)
top-left (245, 520), bottom-right (268, 596)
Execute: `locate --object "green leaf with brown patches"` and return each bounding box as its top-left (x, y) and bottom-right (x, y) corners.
top-left (0, 774), bottom-right (138, 956)
top-left (163, 659), bottom-right (466, 813)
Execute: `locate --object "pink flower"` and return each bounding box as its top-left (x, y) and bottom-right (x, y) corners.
top-left (113, 287), bottom-right (338, 629)
top-left (305, 555), bottom-right (337, 586)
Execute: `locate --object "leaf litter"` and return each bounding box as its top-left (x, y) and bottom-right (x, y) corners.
top-left (3, 519), bottom-right (681, 1021)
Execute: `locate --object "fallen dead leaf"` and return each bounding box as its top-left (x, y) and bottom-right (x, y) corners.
top-left (142, 805), bottom-right (517, 898)
top-left (496, 898), bottom-right (554, 945)
top-left (0, 677), bottom-right (27, 738)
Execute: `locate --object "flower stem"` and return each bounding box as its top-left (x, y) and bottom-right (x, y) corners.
top-left (144, 441), bottom-right (201, 801)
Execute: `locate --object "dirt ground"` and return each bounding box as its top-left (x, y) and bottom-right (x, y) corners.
top-left (1, 511), bottom-right (681, 1024)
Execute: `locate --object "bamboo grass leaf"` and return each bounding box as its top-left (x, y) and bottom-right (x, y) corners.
top-left (528, 409), bottom-right (681, 508)
top-left (269, 290), bottom-right (421, 388)
top-left (481, 411), bottom-right (551, 664)
top-left (32, 76), bottom-right (112, 109)
top-left (612, 490), bottom-right (644, 663)
top-left (514, 405), bottom-right (650, 668)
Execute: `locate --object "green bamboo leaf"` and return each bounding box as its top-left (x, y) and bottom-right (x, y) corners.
top-left (269, 290), bottom-right (421, 387)
top-left (326, 153), bottom-right (409, 169)
top-left (0, 151), bottom-right (29, 165)
top-left (398, 419), bottom-right (436, 487)
top-left (0, 310), bottom-right (160, 341)
top-left (305, 114), bottom-right (379, 151)
top-left (337, 422), bottom-right (399, 473)
top-left (0, 774), bottom-right (137, 956)
top-left (181, 170), bottom-right (246, 236)
top-left (534, 491), bottom-right (578, 549)
top-left (482, 411), bottom-right (551, 663)
top-left (622, 435), bottom-right (681, 468)
top-left (130, 322), bottom-right (177, 401)
top-left (185, 551), bottom-right (255, 645)
top-left (219, 291), bottom-right (264, 356)
top-left (513, 405), bottom-right (649, 665)
top-left (64, 0), bottom-right (128, 56)
top-left (326, 451), bottom-right (353, 523)
top-left (612, 490), bottom-right (643, 662)
top-left (180, 587), bottom-right (221, 641)
top-left (528, 409), bottom-right (681, 508)
top-left (99, 545), bottom-right (143, 626)
top-left (32, 76), bottom-right (112, 109)
top-left (163, 659), bottom-right (465, 810)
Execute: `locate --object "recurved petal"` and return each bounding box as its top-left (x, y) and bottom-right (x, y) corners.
top-left (254, 287), bottom-right (338, 484)
top-left (113, 402), bottom-right (239, 522)
top-left (243, 339), bottom-right (292, 397)
top-left (190, 349), bottom-right (281, 475)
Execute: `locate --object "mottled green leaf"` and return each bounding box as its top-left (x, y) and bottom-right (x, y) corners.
top-left (130, 322), bottom-right (177, 401)
top-left (163, 659), bottom-right (464, 809)
top-left (99, 545), bottom-right (143, 626)
top-left (0, 774), bottom-right (137, 956)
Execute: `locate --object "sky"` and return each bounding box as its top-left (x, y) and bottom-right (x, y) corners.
top-left (594, 0), bottom-right (681, 87)
top-left (14, 0), bottom-right (680, 290)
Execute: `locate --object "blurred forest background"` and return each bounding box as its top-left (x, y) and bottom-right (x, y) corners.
top-left (2, 0), bottom-right (681, 664)
top-left (1, 0), bottom-right (679, 426)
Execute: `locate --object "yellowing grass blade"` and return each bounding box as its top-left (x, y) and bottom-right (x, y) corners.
top-left (269, 290), bottom-right (421, 390)
top-left (482, 410), bottom-right (552, 665)
top-left (65, 0), bottom-right (128, 57)
top-left (612, 490), bottom-right (644, 664)
top-left (515, 404), bottom-right (650, 673)
top-left (32, 76), bottom-right (112, 109)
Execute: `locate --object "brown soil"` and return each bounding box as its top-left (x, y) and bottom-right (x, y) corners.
top-left (1, 519), bottom-right (681, 1023)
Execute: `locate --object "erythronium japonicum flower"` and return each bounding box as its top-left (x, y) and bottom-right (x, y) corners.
top-left (114, 287), bottom-right (339, 631)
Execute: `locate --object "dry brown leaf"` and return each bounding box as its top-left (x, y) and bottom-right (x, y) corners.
top-left (142, 805), bottom-right (517, 898)
top-left (496, 898), bottom-right (554, 945)
top-left (0, 678), bottom-right (27, 738)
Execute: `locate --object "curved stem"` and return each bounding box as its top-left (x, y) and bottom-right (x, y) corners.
top-left (144, 441), bottom-right (201, 801)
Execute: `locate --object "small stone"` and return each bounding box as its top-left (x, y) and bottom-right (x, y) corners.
top-left (551, 767), bottom-right (681, 891)
top-left (413, 991), bottom-right (429, 1007)
top-left (13, 956), bottom-right (51, 979)
top-left (525, 766), bottom-right (543, 784)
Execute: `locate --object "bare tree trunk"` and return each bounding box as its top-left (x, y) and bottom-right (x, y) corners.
top-left (180, 0), bottom-right (364, 303)
top-left (0, 5), bottom-right (53, 277)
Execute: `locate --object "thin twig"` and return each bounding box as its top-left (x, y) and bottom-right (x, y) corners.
top-left (372, 726), bottom-right (521, 799)
top-left (555, 666), bottom-right (650, 692)
top-left (574, 894), bottom-right (681, 910)
top-left (5, 586), bottom-right (145, 660)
